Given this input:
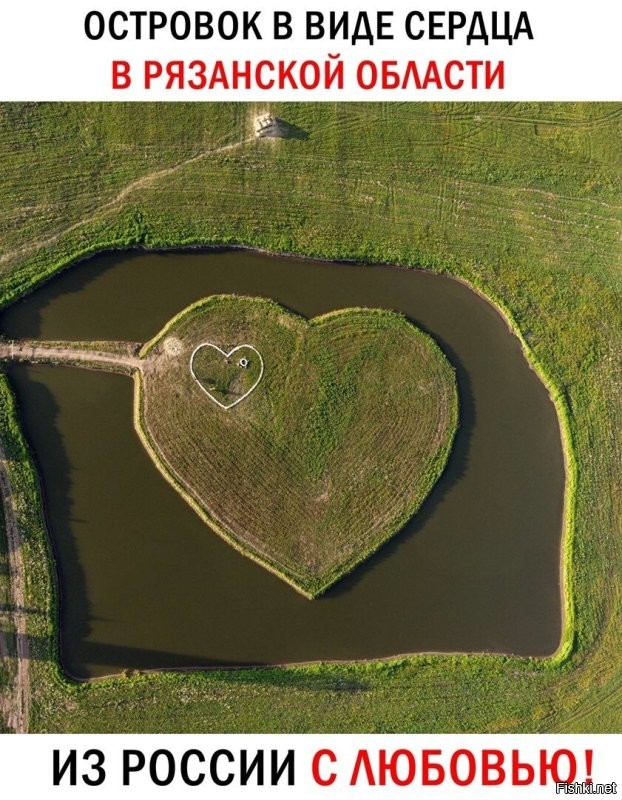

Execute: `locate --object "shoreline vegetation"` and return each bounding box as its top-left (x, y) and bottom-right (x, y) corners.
top-left (0, 260), bottom-right (574, 680)
top-left (0, 102), bottom-right (619, 733)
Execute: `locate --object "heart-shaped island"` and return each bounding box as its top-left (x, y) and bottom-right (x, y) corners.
top-left (134, 295), bottom-right (458, 597)
top-left (0, 294), bottom-right (457, 597)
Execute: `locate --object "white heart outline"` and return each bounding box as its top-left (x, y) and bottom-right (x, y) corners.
top-left (190, 343), bottom-right (264, 410)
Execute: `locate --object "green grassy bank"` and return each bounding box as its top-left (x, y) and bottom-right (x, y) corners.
top-left (0, 102), bottom-right (620, 732)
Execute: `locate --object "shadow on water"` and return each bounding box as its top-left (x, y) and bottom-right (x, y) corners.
top-left (8, 633), bottom-right (370, 692)
top-left (6, 365), bottom-right (94, 675)
top-left (3, 252), bottom-right (134, 340)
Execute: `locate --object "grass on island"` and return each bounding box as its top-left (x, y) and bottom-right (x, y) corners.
top-left (0, 102), bottom-right (620, 733)
top-left (191, 341), bottom-right (263, 408)
top-left (135, 296), bottom-right (457, 598)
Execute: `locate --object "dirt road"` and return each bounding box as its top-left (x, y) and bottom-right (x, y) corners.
top-left (0, 135), bottom-right (255, 269)
top-left (0, 341), bottom-right (143, 372)
top-left (0, 440), bottom-right (30, 733)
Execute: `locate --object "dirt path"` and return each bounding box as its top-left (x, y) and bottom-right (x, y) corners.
top-left (0, 341), bottom-right (143, 372)
top-left (0, 440), bottom-right (30, 733)
top-left (0, 135), bottom-right (255, 268)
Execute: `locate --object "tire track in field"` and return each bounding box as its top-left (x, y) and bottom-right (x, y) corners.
top-left (551, 663), bottom-right (622, 732)
top-left (481, 106), bottom-right (622, 129)
top-left (0, 136), bottom-right (255, 269)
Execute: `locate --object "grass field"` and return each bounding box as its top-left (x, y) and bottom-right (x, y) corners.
top-left (136, 296), bottom-right (457, 597)
top-left (0, 102), bottom-right (620, 733)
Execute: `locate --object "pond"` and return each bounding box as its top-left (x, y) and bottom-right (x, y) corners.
top-left (0, 250), bottom-right (565, 679)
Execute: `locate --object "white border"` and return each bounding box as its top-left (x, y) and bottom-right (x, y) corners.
top-left (190, 343), bottom-right (264, 410)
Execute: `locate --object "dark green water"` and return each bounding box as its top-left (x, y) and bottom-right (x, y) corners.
top-left (1, 250), bottom-right (565, 679)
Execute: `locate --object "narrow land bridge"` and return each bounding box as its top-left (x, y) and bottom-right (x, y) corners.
top-left (0, 340), bottom-right (144, 372)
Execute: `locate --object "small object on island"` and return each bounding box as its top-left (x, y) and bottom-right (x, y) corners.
top-left (239, 357), bottom-right (249, 368)
top-left (254, 113), bottom-right (286, 139)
